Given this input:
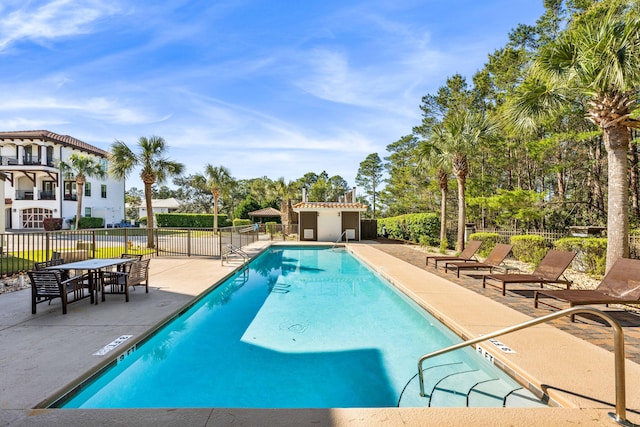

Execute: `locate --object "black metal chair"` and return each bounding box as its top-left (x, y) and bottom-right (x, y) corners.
top-left (28, 270), bottom-right (93, 314)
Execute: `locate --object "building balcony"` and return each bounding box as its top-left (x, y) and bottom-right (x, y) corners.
top-left (39, 191), bottom-right (56, 200)
top-left (0, 156), bottom-right (57, 167)
top-left (22, 156), bottom-right (42, 166)
top-left (0, 156), bottom-right (19, 165)
top-left (15, 190), bottom-right (34, 200)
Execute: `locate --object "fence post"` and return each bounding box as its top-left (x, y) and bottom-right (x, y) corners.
top-left (91, 231), bottom-right (97, 259)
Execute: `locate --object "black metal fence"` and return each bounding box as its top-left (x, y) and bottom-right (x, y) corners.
top-left (0, 226), bottom-right (261, 275)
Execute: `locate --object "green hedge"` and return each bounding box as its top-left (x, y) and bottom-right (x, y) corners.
top-left (467, 232), bottom-right (500, 257)
top-left (155, 213), bottom-right (230, 228)
top-left (266, 221), bottom-right (278, 234)
top-left (377, 213), bottom-right (439, 246)
top-left (554, 237), bottom-right (607, 276)
top-left (510, 235), bottom-right (547, 265)
top-left (233, 219), bottom-right (252, 227)
top-left (79, 217), bottom-right (103, 229)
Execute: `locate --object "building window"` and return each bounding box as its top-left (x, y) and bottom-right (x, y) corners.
top-left (85, 182), bottom-right (91, 197)
top-left (64, 181), bottom-right (77, 201)
top-left (101, 184), bottom-right (107, 198)
top-left (21, 208), bottom-right (52, 229)
top-left (85, 207), bottom-right (92, 217)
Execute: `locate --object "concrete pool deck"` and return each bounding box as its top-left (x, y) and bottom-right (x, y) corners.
top-left (0, 240), bottom-right (638, 426)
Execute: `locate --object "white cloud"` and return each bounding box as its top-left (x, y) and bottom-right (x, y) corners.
top-left (0, 0), bottom-right (121, 51)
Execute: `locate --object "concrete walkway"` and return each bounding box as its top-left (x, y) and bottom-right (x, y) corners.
top-left (0, 240), bottom-right (638, 426)
top-left (372, 241), bottom-right (640, 365)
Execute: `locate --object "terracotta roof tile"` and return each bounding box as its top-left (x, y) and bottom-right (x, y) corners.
top-left (0, 130), bottom-right (109, 158)
top-left (292, 202), bottom-right (368, 210)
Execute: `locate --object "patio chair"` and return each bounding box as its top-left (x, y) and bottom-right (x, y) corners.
top-left (426, 240), bottom-right (483, 269)
top-left (28, 270), bottom-right (92, 314)
top-left (34, 258), bottom-right (68, 278)
top-left (482, 249), bottom-right (577, 296)
top-left (534, 257), bottom-right (640, 321)
top-left (101, 259), bottom-right (150, 302)
top-left (116, 253), bottom-right (143, 272)
top-left (444, 244), bottom-right (514, 278)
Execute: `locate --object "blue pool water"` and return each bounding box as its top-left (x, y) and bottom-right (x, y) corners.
top-left (59, 246), bottom-right (541, 408)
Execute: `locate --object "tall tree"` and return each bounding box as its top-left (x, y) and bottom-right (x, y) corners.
top-left (509, 0), bottom-right (640, 271)
top-left (415, 140), bottom-right (451, 250)
top-left (356, 153), bottom-right (385, 218)
top-left (430, 110), bottom-right (496, 251)
top-left (110, 135), bottom-right (185, 248)
top-left (59, 153), bottom-right (107, 230)
top-left (199, 165), bottom-right (233, 230)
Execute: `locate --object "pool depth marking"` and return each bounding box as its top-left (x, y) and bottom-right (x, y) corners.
top-left (93, 335), bottom-right (133, 356)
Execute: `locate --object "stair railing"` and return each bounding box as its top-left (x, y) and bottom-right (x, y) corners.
top-left (417, 306), bottom-right (630, 426)
top-left (331, 230), bottom-right (349, 249)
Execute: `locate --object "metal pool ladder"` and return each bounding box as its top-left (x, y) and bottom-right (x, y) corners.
top-left (331, 230), bottom-right (349, 249)
top-left (417, 306), bottom-right (632, 426)
top-left (222, 244), bottom-right (249, 265)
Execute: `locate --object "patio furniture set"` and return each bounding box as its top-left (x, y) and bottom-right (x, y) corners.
top-left (426, 241), bottom-right (640, 321)
top-left (28, 255), bottom-right (150, 315)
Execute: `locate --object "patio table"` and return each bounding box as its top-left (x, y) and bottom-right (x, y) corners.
top-left (45, 258), bottom-right (134, 304)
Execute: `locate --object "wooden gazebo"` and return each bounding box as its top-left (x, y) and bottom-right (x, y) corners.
top-left (248, 207), bottom-right (282, 223)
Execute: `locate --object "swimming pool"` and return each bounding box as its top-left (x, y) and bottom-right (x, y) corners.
top-left (58, 246), bottom-right (544, 409)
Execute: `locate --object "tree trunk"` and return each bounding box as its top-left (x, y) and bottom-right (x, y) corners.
top-left (629, 133), bottom-right (639, 218)
top-left (440, 187), bottom-right (447, 250)
top-left (604, 126), bottom-right (630, 272)
top-left (213, 195), bottom-right (219, 230)
top-left (456, 174), bottom-right (466, 252)
top-left (144, 181), bottom-right (155, 249)
top-left (75, 180), bottom-right (84, 230)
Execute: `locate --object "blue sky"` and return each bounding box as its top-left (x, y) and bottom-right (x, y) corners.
top-left (0, 0), bottom-right (544, 191)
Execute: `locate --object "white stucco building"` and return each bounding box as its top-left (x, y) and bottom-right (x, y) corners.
top-left (292, 201), bottom-right (368, 242)
top-left (0, 130), bottom-right (125, 230)
top-left (137, 198), bottom-right (181, 218)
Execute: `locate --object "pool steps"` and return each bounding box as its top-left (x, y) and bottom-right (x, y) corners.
top-left (398, 362), bottom-right (547, 408)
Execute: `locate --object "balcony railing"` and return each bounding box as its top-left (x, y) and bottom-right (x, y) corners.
top-left (15, 190), bottom-right (34, 200)
top-left (22, 156), bottom-right (42, 165)
top-left (0, 156), bottom-right (19, 165)
top-left (63, 194), bottom-right (78, 201)
top-left (39, 191), bottom-right (56, 200)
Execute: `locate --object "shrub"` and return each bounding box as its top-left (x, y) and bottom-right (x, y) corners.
top-left (78, 217), bottom-right (104, 229)
top-left (510, 235), bottom-right (547, 265)
top-left (155, 213), bottom-right (230, 228)
top-left (43, 218), bottom-right (63, 231)
top-left (233, 219), bottom-right (252, 227)
top-left (467, 232), bottom-right (500, 257)
top-left (377, 213), bottom-right (439, 246)
top-left (554, 237), bottom-right (607, 276)
top-left (266, 221), bottom-right (278, 234)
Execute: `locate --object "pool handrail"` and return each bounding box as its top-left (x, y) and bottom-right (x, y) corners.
top-left (417, 306), bottom-right (631, 426)
top-left (331, 230), bottom-right (349, 249)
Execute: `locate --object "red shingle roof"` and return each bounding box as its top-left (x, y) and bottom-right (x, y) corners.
top-left (293, 202), bottom-right (368, 210)
top-left (0, 130), bottom-right (109, 158)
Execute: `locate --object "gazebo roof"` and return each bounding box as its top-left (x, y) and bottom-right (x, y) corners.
top-left (248, 207), bottom-right (282, 217)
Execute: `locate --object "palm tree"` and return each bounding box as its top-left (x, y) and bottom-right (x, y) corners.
top-left (59, 153), bottom-right (106, 230)
top-left (201, 164), bottom-right (233, 230)
top-left (110, 136), bottom-right (184, 248)
top-left (273, 177), bottom-right (298, 232)
top-left (509, 1), bottom-right (640, 271)
top-left (430, 110), bottom-right (495, 251)
top-left (415, 140), bottom-right (451, 251)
